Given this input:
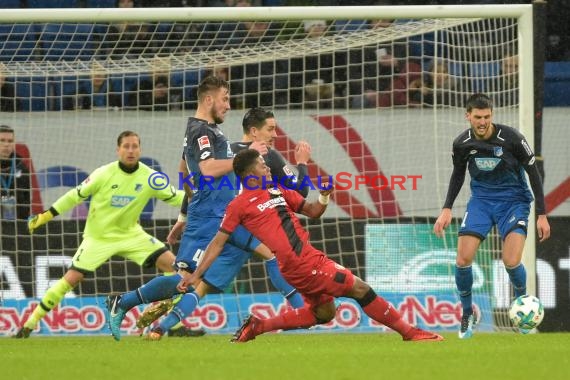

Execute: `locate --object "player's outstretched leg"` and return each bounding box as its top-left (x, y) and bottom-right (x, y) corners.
top-left (231, 315), bottom-right (262, 343)
top-left (264, 257), bottom-right (304, 308)
top-left (344, 277), bottom-right (443, 342)
top-left (106, 294), bottom-right (127, 341)
top-left (232, 306), bottom-right (318, 343)
top-left (144, 291), bottom-right (202, 341)
top-left (12, 327), bottom-right (33, 339)
top-left (136, 298), bottom-right (175, 329)
top-left (402, 327), bottom-right (445, 342)
top-left (12, 277), bottom-right (75, 339)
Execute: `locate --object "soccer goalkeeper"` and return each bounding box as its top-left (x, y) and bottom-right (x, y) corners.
top-left (14, 130), bottom-right (184, 338)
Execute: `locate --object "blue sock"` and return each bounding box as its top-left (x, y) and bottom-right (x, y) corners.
top-left (265, 257), bottom-right (304, 308)
top-left (506, 263), bottom-right (527, 297)
top-left (159, 292), bottom-right (200, 331)
top-left (455, 265), bottom-right (473, 316)
top-left (119, 274), bottom-right (182, 311)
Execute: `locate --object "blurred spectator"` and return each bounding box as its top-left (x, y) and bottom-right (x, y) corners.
top-left (98, 0), bottom-right (155, 60)
top-left (287, 20), bottom-right (345, 108)
top-left (0, 125), bottom-right (31, 220)
top-left (493, 53), bottom-right (519, 107)
top-left (545, 34), bottom-right (570, 61)
top-left (129, 57), bottom-right (183, 111)
top-left (351, 19), bottom-right (421, 108)
top-left (0, 65), bottom-right (22, 112)
top-left (228, 18), bottom-right (286, 109)
top-left (409, 59), bottom-right (456, 107)
top-left (63, 64), bottom-right (122, 110)
top-left (140, 0), bottom-right (204, 6)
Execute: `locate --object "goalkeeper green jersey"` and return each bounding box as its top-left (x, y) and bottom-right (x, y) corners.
top-left (52, 161), bottom-right (183, 239)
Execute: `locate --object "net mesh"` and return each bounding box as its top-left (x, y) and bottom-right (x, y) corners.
top-left (0, 11), bottom-right (531, 336)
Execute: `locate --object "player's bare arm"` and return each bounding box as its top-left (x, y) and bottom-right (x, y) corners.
top-left (177, 231), bottom-right (230, 292)
top-left (300, 183), bottom-right (334, 218)
top-left (434, 208), bottom-right (453, 237)
top-left (198, 141), bottom-right (268, 178)
top-left (179, 158), bottom-right (194, 198)
top-left (198, 157), bottom-right (235, 177)
top-left (536, 215), bottom-right (551, 242)
top-left (251, 243), bottom-right (275, 260)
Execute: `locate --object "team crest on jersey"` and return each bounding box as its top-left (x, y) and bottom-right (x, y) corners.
top-left (134, 184), bottom-right (143, 192)
top-left (268, 187), bottom-right (282, 196)
top-left (493, 146), bottom-right (503, 157)
top-left (198, 136), bottom-right (211, 150)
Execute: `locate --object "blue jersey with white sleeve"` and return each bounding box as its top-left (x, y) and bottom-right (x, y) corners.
top-left (183, 117), bottom-right (236, 218)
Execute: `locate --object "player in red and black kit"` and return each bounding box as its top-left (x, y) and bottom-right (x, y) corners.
top-left (179, 149), bottom-right (443, 342)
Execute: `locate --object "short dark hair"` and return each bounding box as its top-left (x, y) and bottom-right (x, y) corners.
top-left (0, 125), bottom-right (14, 134)
top-left (233, 149), bottom-right (260, 180)
top-left (197, 76), bottom-right (230, 102)
top-left (242, 107), bottom-right (275, 134)
top-left (117, 130), bottom-right (140, 146)
top-left (466, 93), bottom-right (493, 112)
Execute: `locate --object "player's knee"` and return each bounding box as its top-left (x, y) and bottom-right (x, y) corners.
top-left (503, 258), bottom-right (522, 269)
top-left (149, 249), bottom-right (175, 271)
top-left (315, 304), bottom-right (336, 323)
top-left (456, 254), bottom-right (474, 267)
top-left (354, 287), bottom-right (377, 308)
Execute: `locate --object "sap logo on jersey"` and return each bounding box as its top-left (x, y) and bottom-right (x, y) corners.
top-left (111, 195), bottom-right (135, 207)
top-left (475, 157), bottom-right (501, 171)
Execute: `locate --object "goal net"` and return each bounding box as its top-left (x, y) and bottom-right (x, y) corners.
top-left (0, 5), bottom-right (537, 337)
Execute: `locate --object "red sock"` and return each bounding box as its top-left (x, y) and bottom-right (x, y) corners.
top-left (261, 306), bottom-right (317, 333)
top-left (362, 296), bottom-right (413, 337)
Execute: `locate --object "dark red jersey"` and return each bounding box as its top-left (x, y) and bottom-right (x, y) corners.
top-left (220, 186), bottom-right (329, 285)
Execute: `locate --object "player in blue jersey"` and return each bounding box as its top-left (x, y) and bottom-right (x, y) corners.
top-left (433, 93), bottom-right (551, 339)
top-left (107, 77), bottom-right (302, 341)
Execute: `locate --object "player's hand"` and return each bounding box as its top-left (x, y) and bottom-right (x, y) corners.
top-left (27, 210), bottom-right (54, 234)
top-left (177, 271), bottom-right (198, 293)
top-left (433, 208), bottom-right (452, 238)
top-left (536, 215), bottom-right (551, 242)
top-left (319, 183), bottom-right (334, 197)
top-left (249, 141), bottom-right (268, 156)
top-left (167, 220), bottom-right (186, 245)
top-left (295, 140), bottom-right (312, 165)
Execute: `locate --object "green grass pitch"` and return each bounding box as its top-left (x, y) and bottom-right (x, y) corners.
top-left (2, 333), bottom-right (569, 380)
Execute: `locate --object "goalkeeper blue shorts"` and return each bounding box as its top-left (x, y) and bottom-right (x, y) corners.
top-left (175, 217), bottom-right (259, 291)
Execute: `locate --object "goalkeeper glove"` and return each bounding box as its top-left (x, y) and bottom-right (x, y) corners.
top-left (28, 210), bottom-right (55, 234)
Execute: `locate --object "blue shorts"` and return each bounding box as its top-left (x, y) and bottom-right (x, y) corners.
top-left (175, 217), bottom-right (260, 291)
top-left (458, 198), bottom-right (530, 241)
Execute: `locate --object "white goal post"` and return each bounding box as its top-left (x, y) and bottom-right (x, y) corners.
top-left (0, 4), bottom-right (539, 337)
